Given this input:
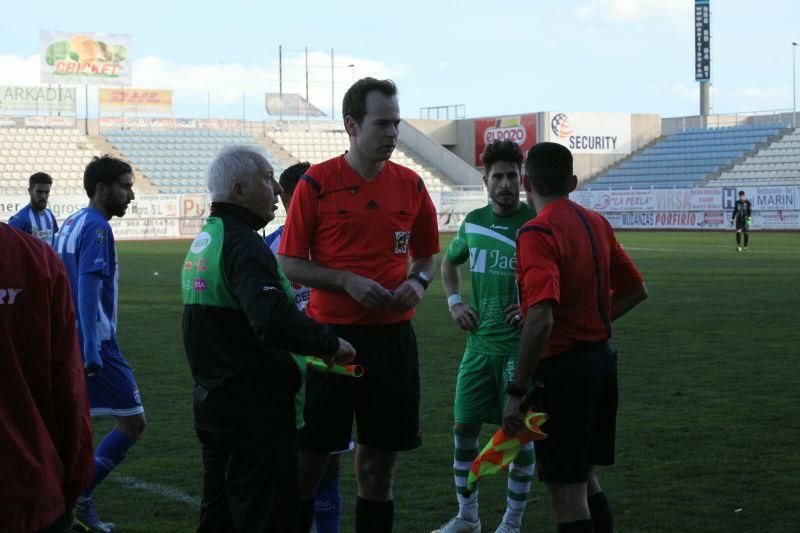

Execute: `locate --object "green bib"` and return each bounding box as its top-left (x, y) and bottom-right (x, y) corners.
top-left (181, 217), bottom-right (240, 309)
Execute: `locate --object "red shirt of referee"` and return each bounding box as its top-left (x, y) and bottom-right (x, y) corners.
top-left (503, 143), bottom-right (648, 533)
top-left (279, 77), bottom-right (439, 533)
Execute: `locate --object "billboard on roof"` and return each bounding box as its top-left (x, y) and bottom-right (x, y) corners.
top-left (544, 112), bottom-right (631, 155)
top-left (474, 113), bottom-right (538, 167)
top-left (0, 86), bottom-right (76, 113)
top-left (265, 93), bottom-right (326, 117)
top-left (99, 88), bottom-right (173, 114)
top-left (40, 30), bottom-right (132, 86)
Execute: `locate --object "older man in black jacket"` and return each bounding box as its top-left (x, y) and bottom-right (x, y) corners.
top-left (182, 146), bottom-right (355, 533)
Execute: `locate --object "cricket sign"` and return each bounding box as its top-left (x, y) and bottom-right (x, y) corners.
top-left (40, 30), bottom-right (132, 85)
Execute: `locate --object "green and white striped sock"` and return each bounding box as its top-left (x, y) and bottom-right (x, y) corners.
top-left (503, 441), bottom-right (535, 528)
top-left (453, 426), bottom-right (481, 523)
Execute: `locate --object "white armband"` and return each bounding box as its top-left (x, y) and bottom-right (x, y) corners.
top-left (447, 294), bottom-right (463, 310)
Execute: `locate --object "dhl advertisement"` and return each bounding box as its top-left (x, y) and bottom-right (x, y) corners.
top-left (99, 88), bottom-right (173, 114)
top-left (474, 114), bottom-right (538, 167)
top-left (40, 31), bottom-right (132, 85)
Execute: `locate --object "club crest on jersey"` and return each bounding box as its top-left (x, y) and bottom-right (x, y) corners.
top-left (184, 260), bottom-right (193, 271)
top-left (393, 231), bottom-right (410, 254)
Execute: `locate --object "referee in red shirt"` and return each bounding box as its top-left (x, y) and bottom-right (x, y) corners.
top-left (279, 77), bottom-right (439, 533)
top-left (503, 142), bottom-right (648, 533)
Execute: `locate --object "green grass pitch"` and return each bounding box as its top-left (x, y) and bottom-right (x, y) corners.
top-left (88, 231), bottom-right (800, 532)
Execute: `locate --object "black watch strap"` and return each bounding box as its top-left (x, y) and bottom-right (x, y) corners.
top-left (408, 272), bottom-right (429, 290)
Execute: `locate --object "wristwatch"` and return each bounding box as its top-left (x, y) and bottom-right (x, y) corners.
top-left (505, 380), bottom-right (527, 397)
top-left (408, 271), bottom-right (430, 290)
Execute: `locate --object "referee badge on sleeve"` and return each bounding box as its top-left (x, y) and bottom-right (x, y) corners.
top-left (394, 231), bottom-right (410, 254)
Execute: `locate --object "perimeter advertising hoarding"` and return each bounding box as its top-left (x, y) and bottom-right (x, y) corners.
top-left (546, 112), bottom-right (631, 154)
top-left (571, 186), bottom-right (800, 230)
top-left (99, 88), bottom-right (173, 114)
top-left (474, 114), bottom-right (538, 167)
top-left (40, 31), bottom-right (132, 86)
top-left (99, 117), bottom-right (244, 130)
top-left (0, 86), bottom-right (76, 113)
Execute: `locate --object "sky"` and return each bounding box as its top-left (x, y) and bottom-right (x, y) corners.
top-left (1, 0), bottom-right (798, 121)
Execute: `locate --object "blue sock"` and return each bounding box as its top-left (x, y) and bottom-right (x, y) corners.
top-left (80, 428), bottom-right (134, 498)
top-left (313, 472), bottom-right (341, 533)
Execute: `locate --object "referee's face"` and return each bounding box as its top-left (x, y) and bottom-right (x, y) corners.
top-left (352, 91), bottom-right (400, 162)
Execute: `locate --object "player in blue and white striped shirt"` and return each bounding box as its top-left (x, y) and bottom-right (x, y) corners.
top-left (55, 155), bottom-right (144, 533)
top-left (8, 172), bottom-right (59, 246)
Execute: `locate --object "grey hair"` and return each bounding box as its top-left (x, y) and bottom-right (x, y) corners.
top-left (207, 145), bottom-right (271, 201)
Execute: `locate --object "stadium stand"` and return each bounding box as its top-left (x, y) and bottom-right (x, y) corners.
top-left (586, 123), bottom-right (787, 189)
top-left (710, 128), bottom-right (800, 186)
top-left (268, 127), bottom-right (455, 191)
top-left (103, 129), bottom-right (281, 195)
top-left (0, 127), bottom-right (105, 196)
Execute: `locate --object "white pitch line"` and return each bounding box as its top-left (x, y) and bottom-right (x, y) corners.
top-left (622, 245), bottom-right (794, 254)
top-left (111, 475), bottom-right (200, 507)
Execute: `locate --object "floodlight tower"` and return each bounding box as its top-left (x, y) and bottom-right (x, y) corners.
top-left (695, 0), bottom-right (711, 121)
top-left (793, 42), bottom-right (798, 129)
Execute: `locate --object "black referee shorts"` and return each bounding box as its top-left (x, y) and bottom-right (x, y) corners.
top-left (527, 341), bottom-right (618, 484)
top-left (299, 321), bottom-right (421, 452)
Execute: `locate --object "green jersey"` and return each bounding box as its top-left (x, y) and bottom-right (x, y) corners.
top-left (445, 203), bottom-right (535, 356)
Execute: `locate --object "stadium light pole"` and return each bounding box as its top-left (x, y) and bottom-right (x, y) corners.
top-left (793, 42), bottom-right (798, 129)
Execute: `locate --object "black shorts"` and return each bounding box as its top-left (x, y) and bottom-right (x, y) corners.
top-left (526, 341), bottom-right (618, 483)
top-left (735, 219), bottom-right (749, 231)
top-left (299, 321), bottom-right (421, 452)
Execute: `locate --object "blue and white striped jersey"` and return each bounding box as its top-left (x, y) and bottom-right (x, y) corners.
top-left (8, 204), bottom-right (59, 246)
top-left (55, 206), bottom-right (121, 359)
top-left (265, 225), bottom-right (311, 311)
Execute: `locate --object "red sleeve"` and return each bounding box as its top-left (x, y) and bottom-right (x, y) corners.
top-left (278, 174), bottom-right (319, 259)
top-left (516, 226), bottom-right (560, 314)
top-left (49, 253), bottom-right (93, 508)
top-left (409, 180), bottom-right (440, 258)
top-left (609, 240), bottom-right (644, 295)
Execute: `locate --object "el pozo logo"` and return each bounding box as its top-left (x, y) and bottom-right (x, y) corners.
top-left (484, 116), bottom-right (527, 145)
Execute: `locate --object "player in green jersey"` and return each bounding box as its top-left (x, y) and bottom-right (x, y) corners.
top-left (433, 140), bottom-right (536, 533)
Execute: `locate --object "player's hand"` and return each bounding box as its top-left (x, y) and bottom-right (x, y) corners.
top-left (84, 361), bottom-right (103, 377)
top-left (344, 274), bottom-right (393, 309)
top-left (747, 217), bottom-right (753, 225)
top-left (504, 304), bottom-right (524, 329)
top-left (331, 337), bottom-right (357, 365)
top-left (502, 394), bottom-right (525, 436)
top-left (450, 303), bottom-right (480, 332)
top-left (388, 278), bottom-right (425, 313)
top-left (83, 344), bottom-right (103, 376)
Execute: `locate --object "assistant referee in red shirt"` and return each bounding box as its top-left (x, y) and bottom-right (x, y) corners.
top-left (279, 77), bottom-right (439, 533)
top-left (503, 142), bottom-right (648, 533)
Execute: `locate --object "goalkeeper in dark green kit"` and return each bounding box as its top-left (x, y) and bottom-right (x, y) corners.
top-left (730, 190), bottom-right (752, 252)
